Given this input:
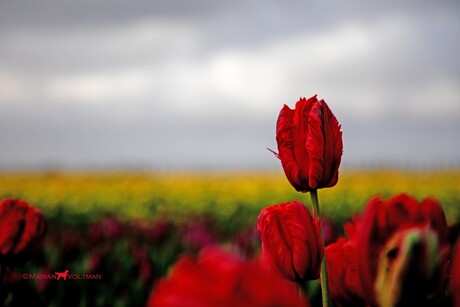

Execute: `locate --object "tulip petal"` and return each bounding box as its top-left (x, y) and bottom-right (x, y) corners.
top-left (13, 207), bottom-right (47, 255)
top-left (259, 206), bottom-right (297, 280)
top-left (0, 198), bottom-right (48, 266)
top-left (383, 194), bottom-right (419, 231)
top-left (276, 104), bottom-right (305, 191)
top-left (326, 238), bottom-right (364, 307)
top-left (420, 197), bottom-right (448, 242)
top-left (306, 100), bottom-right (325, 189)
top-left (321, 100), bottom-right (343, 187)
top-left (0, 199), bottom-right (28, 255)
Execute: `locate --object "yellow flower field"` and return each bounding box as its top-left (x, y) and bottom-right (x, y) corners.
top-left (0, 169), bottom-right (458, 227)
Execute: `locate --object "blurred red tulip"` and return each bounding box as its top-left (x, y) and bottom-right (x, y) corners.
top-left (181, 219), bottom-right (216, 252)
top-left (130, 246), bottom-right (154, 285)
top-left (272, 95), bottom-right (343, 192)
top-left (87, 215), bottom-right (123, 246)
top-left (374, 225), bottom-right (445, 306)
top-left (148, 219), bottom-right (175, 245)
top-left (355, 194), bottom-right (450, 306)
top-left (0, 198), bottom-right (47, 267)
top-left (325, 238), bottom-right (365, 307)
top-left (148, 248), bottom-right (309, 307)
top-left (60, 230), bottom-right (82, 262)
top-left (100, 216), bottom-right (123, 238)
top-left (258, 201), bottom-right (323, 282)
top-left (233, 226), bottom-right (260, 258)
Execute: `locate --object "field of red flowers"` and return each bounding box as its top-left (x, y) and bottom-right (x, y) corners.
top-left (1, 96), bottom-right (459, 306)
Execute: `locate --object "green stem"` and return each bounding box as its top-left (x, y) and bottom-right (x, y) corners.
top-left (310, 189), bottom-right (330, 307)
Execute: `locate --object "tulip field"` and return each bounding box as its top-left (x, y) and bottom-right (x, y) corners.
top-left (1, 169), bottom-right (459, 226)
top-left (0, 169), bottom-right (459, 306)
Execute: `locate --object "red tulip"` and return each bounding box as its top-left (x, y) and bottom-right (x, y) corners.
top-left (130, 246), bottom-right (155, 285)
top-left (374, 225), bottom-right (445, 306)
top-left (354, 194), bottom-right (450, 306)
top-left (233, 226), bottom-right (260, 258)
top-left (148, 248), bottom-right (309, 307)
top-left (147, 219), bottom-right (175, 245)
top-left (181, 219), bottom-right (217, 252)
top-left (273, 95), bottom-right (343, 192)
top-left (257, 201), bottom-right (323, 282)
top-left (0, 198), bottom-right (47, 267)
top-left (325, 238), bottom-right (365, 307)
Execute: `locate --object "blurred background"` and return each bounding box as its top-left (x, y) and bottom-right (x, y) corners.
top-left (0, 2), bottom-right (460, 306)
top-left (1, 0), bottom-right (459, 170)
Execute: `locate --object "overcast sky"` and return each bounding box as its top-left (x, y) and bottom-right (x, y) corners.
top-left (0, 1), bottom-right (459, 170)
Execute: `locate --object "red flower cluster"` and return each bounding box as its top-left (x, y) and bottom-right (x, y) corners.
top-left (273, 96), bottom-right (343, 192)
top-left (326, 194), bottom-right (451, 307)
top-left (257, 201), bottom-right (323, 282)
top-left (148, 248), bottom-right (309, 307)
top-left (0, 198), bottom-right (47, 267)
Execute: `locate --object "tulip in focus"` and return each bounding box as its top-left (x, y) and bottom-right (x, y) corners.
top-left (272, 95), bottom-right (343, 192)
top-left (0, 198), bottom-right (48, 267)
top-left (258, 201), bottom-right (323, 282)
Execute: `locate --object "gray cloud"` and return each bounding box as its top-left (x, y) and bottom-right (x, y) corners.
top-left (0, 1), bottom-right (459, 169)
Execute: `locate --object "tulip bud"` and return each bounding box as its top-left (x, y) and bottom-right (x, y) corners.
top-left (258, 201), bottom-right (323, 282)
top-left (0, 198), bottom-right (47, 267)
top-left (273, 95), bottom-right (343, 192)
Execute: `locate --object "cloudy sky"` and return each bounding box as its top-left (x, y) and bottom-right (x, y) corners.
top-left (0, 1), bottom-right (459, 170)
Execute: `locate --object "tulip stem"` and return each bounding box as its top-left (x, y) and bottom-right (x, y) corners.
top-left (310, 189), bottom-right (330, 307)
